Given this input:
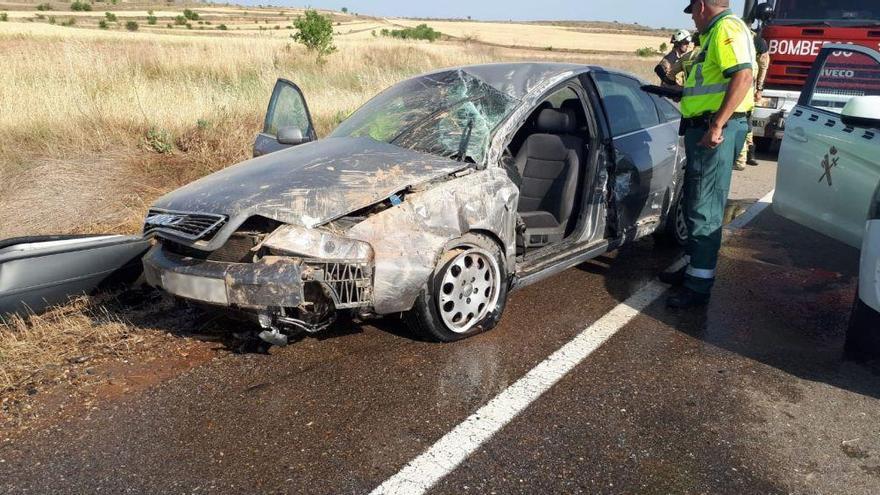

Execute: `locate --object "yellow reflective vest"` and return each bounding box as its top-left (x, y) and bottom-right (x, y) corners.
top-left (680, 10), bottom-right (757, 118)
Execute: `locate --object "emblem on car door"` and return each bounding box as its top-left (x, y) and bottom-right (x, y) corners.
top-left (818, 146), bottom-right (839, 187)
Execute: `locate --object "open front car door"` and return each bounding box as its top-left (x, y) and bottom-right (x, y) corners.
top-left (773, 44), bottom-right (880, 359)
top-left (774, 44), bottom-right (880, 249)
top-left (253, 79), bottom-right (317, 157)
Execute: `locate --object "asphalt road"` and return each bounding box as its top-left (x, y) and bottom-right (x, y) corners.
top-left (2, 158), bottom-right (879, 494)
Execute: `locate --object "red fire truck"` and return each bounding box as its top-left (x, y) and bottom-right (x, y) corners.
top-left (744, 0), bottom-right (880, 149)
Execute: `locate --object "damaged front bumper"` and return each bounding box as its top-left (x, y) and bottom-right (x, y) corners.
top-left (143, 245), bottom-right (305, 309)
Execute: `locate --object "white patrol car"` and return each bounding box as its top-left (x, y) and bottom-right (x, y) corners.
top-left (774, 44), bottom-right (880, 360)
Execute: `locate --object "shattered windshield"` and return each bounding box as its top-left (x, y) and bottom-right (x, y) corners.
top-left (773, 0), bottom-right (880, 24)
top-left (330, 70), bottom-right (519, 163)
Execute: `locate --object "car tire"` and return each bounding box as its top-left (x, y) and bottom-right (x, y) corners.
top-left (405, 233), bottom-right (509, 342)
top-left (844, 288), bottom-right (880, 362)
top-left (654, 192), bottom-right (689, 247)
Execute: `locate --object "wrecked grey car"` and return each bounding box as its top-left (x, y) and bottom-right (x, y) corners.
top-left (141, 63), bottom-right (686, 343)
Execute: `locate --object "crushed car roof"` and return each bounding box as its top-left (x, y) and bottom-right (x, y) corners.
top-left (425, 62), bottom-right (593, 100)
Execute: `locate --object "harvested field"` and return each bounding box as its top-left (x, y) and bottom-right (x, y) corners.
top-left (392, 18), bottom-right (669, 53)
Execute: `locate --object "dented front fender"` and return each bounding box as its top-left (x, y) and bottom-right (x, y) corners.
top-left (347, 168), bottom-right (518, 314)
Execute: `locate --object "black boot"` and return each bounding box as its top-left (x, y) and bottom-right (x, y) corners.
top-left (666, 287), bottom-right (710, 308)
top-left (746, 145), bottom-right (759, 166)
top-left (658, 265), bottom-right (686, 286)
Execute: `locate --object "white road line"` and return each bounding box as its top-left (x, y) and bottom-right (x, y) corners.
top-left (370, 189), bottom-right (776, 495)
top-left (725, 190), bottom-right (775, 231)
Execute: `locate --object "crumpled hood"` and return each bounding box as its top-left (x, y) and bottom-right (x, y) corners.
top-left (151, 137), bottom-right (467, 229)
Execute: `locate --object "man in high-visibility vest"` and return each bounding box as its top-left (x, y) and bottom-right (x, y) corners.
top-left (662, 0), bottom-right (756, 308)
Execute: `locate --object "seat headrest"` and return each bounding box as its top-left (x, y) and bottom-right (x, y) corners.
top-left (560, 99), bottom-right (583, 115)
top-left (536, 108), bottom-right (577, 135)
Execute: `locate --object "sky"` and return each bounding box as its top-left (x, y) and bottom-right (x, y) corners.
top-left (237, 0), bottom-right (748, 29)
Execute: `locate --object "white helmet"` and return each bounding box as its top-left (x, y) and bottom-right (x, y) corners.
top-left (672, 29), bottom-right (692, 44)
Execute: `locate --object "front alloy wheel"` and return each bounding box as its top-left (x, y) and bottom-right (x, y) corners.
top-left (437, 248), bottom-right (501, 334)
top-left (405, 233), bottom-right (509, 342)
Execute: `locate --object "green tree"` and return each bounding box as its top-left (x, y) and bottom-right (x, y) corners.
top-left (0, 12), bottom-right (7, 21)
top-left (292, 9), bottom-right (336, 58)
top-left (183, 9), bottom-right (199, 21)
top-left (380, 24), bottom-right (441, 42)
top-left (98, 19), bottom-right (108, 28)
top-left (341, 7), bottom-right (348, 13)
top-left (125, 20), bottom-right (138, 31)
top-left (147, 15), bottom-right (157, 25)
top-left (660, 42), bottom-right (668, 52)
top-left (104, 11), bottom-right (116, 22)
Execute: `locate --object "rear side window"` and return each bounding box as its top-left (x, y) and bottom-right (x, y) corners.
top-left (592, 72), bottom-right (661, 136)
top-left (544, 86), bottom-right (580, 109)
top-left (808, 49), bottom-right (880, 114)
top-left (651, 94), bottom-right (682, 122)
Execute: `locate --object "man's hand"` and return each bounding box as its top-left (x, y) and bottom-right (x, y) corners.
top-left (699, 122), bottom-right (725, 149)
top-left (755, 90), bottom-right (763, 103)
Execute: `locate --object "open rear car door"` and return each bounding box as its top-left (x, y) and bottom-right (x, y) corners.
top-left (0, 235), bottom-right (149, 316)
top-left (252, 79), bottom-right (317, 157)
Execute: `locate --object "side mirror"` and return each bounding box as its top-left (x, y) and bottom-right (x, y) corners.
top-left (755, 3), bottom-right (774, 22)
top-left (841, 96), bottom-right (880, 129)
top-left (277, 126), bottom-right (308, 145)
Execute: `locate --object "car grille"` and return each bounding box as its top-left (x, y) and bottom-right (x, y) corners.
top-left (207, 234), bottom-right (260, 263)
top-left (306, 261), bottom-right (372, 309)
top-left (144, 209), bottom-right (227, 242)
top-left (164, 233), bottom-right (261, 263)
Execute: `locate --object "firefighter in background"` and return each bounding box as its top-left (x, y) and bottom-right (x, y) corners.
top-left (734, 31), bottom-right (770, 170)
top-left (668, 36), bottom-right (701, 88)
top-left (655, 29), bottom-right (696, 87)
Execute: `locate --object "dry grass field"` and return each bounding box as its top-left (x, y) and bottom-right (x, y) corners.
top-left (0, 14), bottom-right (658, 238)
top-left (392, 19), bottom-right (669, 52)
top-left (0, 2), bottom-right (657, 418)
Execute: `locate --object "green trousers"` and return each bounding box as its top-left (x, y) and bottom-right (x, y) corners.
top-left (682, 116), bottom-right (749, 294)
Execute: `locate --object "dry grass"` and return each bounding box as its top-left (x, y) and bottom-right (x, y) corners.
top-left (0, 296), bottom-right (147, 395)
top-left (0, 20), bottom-right (653, 238)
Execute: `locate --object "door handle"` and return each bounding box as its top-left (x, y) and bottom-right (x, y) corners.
top-left (789, 127), bottom-right (808, 143)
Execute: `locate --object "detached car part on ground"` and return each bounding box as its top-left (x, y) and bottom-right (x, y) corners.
top-left (773, 44), bottom-right (880, 359)
top-left (136, 63), bottom-right (687, 344)
top-left (0, 235), bottom-right (148, 316)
